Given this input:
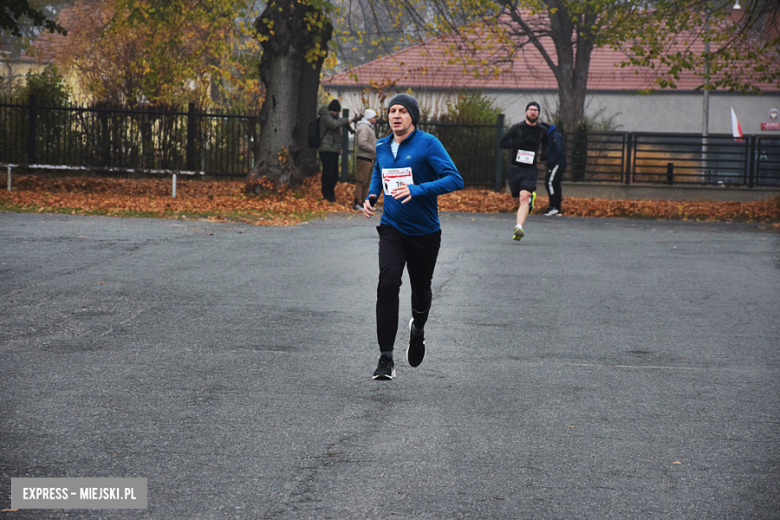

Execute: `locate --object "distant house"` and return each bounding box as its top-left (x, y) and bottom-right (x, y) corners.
top-left (322, 19), bottom-right (780, 135)
top-left (0, 43), bottom-right (50, 88)
top-left (1, 1), bottom-right (110, 102)
top-left (1, 3), bottom-right (92, 98)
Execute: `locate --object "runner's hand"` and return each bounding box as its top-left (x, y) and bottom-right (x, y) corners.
top-left (391, 184), bottom-right (412, 203)
top-left (363, 195), bottom-right (377, 218)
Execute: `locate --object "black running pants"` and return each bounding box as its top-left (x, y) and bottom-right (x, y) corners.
top-left (376, 224), bottom-right (441, 351)
top-left (545, 163), bottom-right (565, 210)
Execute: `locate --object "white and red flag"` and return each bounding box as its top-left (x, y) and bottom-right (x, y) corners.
top-left (730, 107), bottom-right (743, 142)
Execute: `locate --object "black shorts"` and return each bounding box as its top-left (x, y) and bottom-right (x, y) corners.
top-left (507, 165), bottom-right (538, 198)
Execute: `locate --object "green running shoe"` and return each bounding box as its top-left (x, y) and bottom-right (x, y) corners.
top-left (513, 226), bottom-right (524, 241)
top-left (529, 191), bottom-right (536, 213)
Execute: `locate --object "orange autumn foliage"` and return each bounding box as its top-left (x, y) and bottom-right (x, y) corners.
top-left (438, 187), bottom-right (780, 224)
top-left (1, 174), bottom-right (779, 226)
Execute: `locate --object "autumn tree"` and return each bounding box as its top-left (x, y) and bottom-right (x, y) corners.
top-left (246, 0), bottom-right (446, 188)
top-left (329, 0), bottom-right (430, 67)
top-left (332, 0), bottom-right (778, 133)
top-left (246, 0), bottom-right (334, 187)
top-left (621, 0), bottom-right (780, 94)
top-left (39, 0), bottom-right (262, 109)
top-left (334, 0), bottom-right (648, 133)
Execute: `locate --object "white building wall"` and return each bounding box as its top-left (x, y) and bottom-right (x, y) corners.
top-left (582, 91), bottom-right (780, 135)
top-left (324, 86), bottom-right (780, 136)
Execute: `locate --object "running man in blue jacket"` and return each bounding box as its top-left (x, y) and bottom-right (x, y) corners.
top-left (362, 93), bottom-right (464, 380)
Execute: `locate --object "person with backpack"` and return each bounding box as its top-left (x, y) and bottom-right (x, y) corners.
top-left (543, 124), bottom-right (567, 216)
top-left (317, 99), bottom-right (352, 203)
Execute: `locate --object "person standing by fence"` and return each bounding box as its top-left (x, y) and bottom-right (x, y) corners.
top-left (543, 124), bottom-right (567, 216)
top-left (318, 99), bottom-right (352, 203)
top-left (499, 101), bottom-right (548, 241)
top-left (363, 93), bottom-right (463, 380)
top-left (353, 109), bottom-right (378, 211)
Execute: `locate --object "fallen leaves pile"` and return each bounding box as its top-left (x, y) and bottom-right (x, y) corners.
top-left (0, 174), bottom-right (354, 226)
top-left (439, 187), bottom-right (780, 224)
top-left (1, 173), bottom-right (779, 226)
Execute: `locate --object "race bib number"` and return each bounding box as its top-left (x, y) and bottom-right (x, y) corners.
top-left (382, 167), bottom-right (414, 196)
top-left (516, 150), bottom-right (535, 164)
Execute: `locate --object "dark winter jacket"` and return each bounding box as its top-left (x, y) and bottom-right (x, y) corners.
top-left (545, 125), bottom-right (567, 169)
top-left (317, 105), bottom-right (351, 153)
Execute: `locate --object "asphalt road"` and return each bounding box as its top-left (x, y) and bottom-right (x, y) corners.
top-left (1, 211), bottom-right (779, 519)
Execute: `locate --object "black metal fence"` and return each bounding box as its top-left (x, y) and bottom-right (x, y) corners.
top-left (0, 97), bottom-right (258, 176)
top-left (573, 132), bottom-right (780, 188)
top-left (2, 98), bottom-right (779, 188)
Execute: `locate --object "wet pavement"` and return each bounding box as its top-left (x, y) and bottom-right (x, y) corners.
top-left (1, 211), bottom-right (779, 519)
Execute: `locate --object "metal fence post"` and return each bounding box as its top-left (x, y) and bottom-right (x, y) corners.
top-left (754, 135), bottom-right (763, 187)
top-left (494, 114), bottom-right (505, 192)
top-left (27, 95), bottom-right (37, 165)
top-left (99, 107), bottom-right (110, 167)
top-left (626, 132), bottom-right (633, 185)
top-left (186, 102), bottom-right (196, 172)
top-left (620, 132), bottom-right (631, 184)
top-left (747, 135), bottom-right (756, 188)
top-left (341, 108), bottom-right (350, 183)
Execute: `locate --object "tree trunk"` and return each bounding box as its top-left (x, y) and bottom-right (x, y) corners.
top-left (545, 4), bottom-right (593, 180)
top-left (503, 1), bottom-right (591, 133)
top-left (548, 3), bottom-right (589, 134)
top-left (556, 71), bottom-right (587, 135)
top-left (556, 63), bottom-right (588, 179)
top-left (246, 0), bottom-right (332, 189)
top-left (293, 25), bottom-right (333, 179)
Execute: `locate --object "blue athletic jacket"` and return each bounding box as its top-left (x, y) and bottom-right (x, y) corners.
top-left (368, 128), bottom-right (464, 236)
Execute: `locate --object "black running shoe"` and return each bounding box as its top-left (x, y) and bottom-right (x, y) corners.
top-left (407, 318), bottom-right (426, 368)
top-left (372, 355), bottom-right (396, 380)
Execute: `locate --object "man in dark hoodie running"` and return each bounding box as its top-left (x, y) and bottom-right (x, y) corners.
top-left (500, 101), bottom-right (548, 241)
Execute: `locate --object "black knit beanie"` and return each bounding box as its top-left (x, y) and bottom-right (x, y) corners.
top-left (387, 93), bottom-right (420, 126)
top-left (328, 99), bottom-right (341, 112)
top-left (526, 101), bottom-right (541, 112)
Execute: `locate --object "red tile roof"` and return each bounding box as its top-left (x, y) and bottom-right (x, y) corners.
top-left (323, 19), bottom-right (779, 93)
top-left (28, 0), bottom-right (108, 62)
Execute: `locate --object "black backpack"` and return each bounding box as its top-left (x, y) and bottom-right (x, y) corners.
top-left (307, 117), bottom-right (323, 148)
